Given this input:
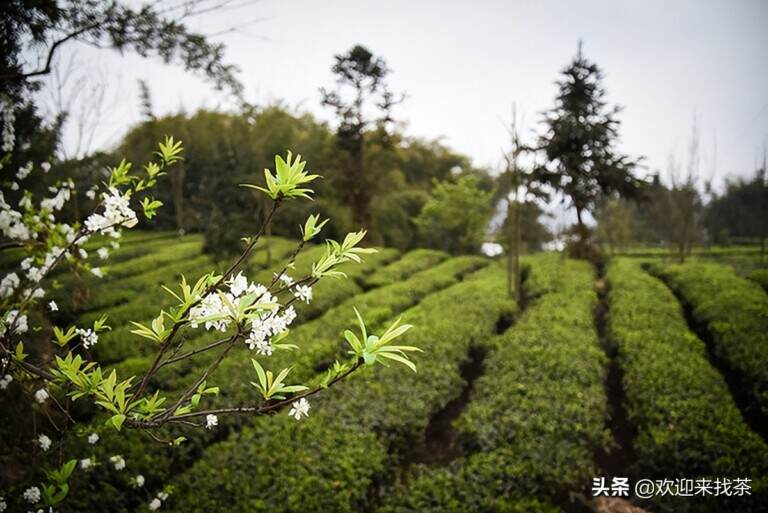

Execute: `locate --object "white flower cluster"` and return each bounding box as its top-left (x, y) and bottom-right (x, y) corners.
top-left (205, 414), bottom-right (218, 429)
top-left (293, 284), bottom-right (313, 303)
top-left (0, 191), bottom-right (31, 241)
top-left (80, 458), bottom-right (92, 470)
top-left (288, 397), bottom-right (311, 420)
top-left (134, 474), bottom-right (145, 487)
top-left (84, 187), bottom-right (137, 234)
top-left (40, 182), bottom-right (74, 212)
top-left (76, 328), bottom-right (99, 349)
top-left (245, 305), bottom-right (296, 355)
top-left (1, 310), bottom-right (28, 336)
top-left (0, 374), bottom-right (12, 390)
top-left (148, 491), bottom-right (169, 511)
top-left (0, 273), bottom-right (19, 299)
top-left (36, 434), bottom-right (52, 451)
top-left (16, 161), bottom-right (33, 181)
top-left (23, 487), bottom-right (40, 504)
top-left (189, 272), bottom-right (299, 354)
top-left (109, 455), bottom-right (126, 471)
top-left (34, 388), bottom-right (49, 404)
top-left (87, 432), bottom-right (99, 444)
top-left (20, 246), bottom-right (65, 281)
top-left (1, 98), bottom-right (15, 152)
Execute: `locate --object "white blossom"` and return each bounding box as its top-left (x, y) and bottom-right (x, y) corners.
top-left (37, 434), bottom-right (52, 451)
top-left (205, 414), bottom-right (218, 429)
top-left (40, 186), bottom-right (71, 212)
top-left (26, 265), bottom-right (44, 282)
top-left (48, 301), bottom-right (58, 312)
top-left (288, 397), bottom-right (310, 420)
top-left (97, 247), bottom-right (109, 260)
top-left (34, 388), bottom-right (49, 404)
top-left (229, 272), bottom-right (248, 297)
top-left (0, 496), bottom-right (6, 512)
top-left (87, 432), bottom-right (99, 444)
top-left (0, 374), bottom-right (12, 390)
top-left (79, 458), bottom-right (92, 470)
top-left (149, 498), bottom-right (162, 511)
top-left (84, 188), bottom-right (137, 233)
top-left (76, 328), bottom-right (98, 349)
top-left (276, 273), bottom-right (294, 286)
top-left (91, 267), bottom-right (103, 278)
top-left (41, 162), bottom-right (51, 173)
top-left (16, 161), bottom-right (33, 180)
top-left (23, 487), bottom-right (40, 504)
top-left (244, 306), bottom-right (296, 352)
top-left (1, 310), bottom-right (27, 335)
top-left (293, 284), bottom-right (313, 303)
top-left (0, 273), bottom-right (19, 298)
top-left (158, 492), bottom-right (169, 501)
top-left (109, 455), bottom-right (126, 471)
top-left (135, 474), bottom-right (145, 487)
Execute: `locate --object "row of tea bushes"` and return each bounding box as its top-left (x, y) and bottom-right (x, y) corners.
top-left (66, 256), bottom-right (491, 513)
top-left (747, 268), bottom-right (768, 292)
top-left (361, 248), bottom-right (448, 289)
top-left (161, 263), bottom-right (516, 513)
top-left (381, 255), bottom-right (607, 513)
top-left (657, 262), bottom-right (768, 419)
top-left (606, 259), bottom-right (768, 512)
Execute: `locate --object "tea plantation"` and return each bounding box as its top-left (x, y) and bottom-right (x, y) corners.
top-left (14, 233), bottom-right (768, 513)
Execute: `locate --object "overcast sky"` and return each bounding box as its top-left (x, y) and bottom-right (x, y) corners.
top-left (45, 0), bottom-right (768, 191)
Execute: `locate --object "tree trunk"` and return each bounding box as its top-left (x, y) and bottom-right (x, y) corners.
top-left (171, 163), bottom-right (186, 233)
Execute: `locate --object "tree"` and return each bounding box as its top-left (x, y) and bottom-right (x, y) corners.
top-left (594, 197), bottom-right (634, 254)
top-left (530, 43), bottom-right (642, 251)
top-left (705, 165), bottom-right (768, 258)
top-left (415, 175), bottom-right (493, 254)
top-left (320, 45), bottom-right (402, 231)
top-left (0, 0), bottom-right (244, 99)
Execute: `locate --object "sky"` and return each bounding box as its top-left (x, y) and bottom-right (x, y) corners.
top-left (42, 0), bottom-right (768, 193)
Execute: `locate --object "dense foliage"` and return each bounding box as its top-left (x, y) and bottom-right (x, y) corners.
top-left (607, 259), bottom-right (768, 512)
top-left (655, 262), bottom-right (768, 420)
top-left (382, 254), bottom-right (608, 512)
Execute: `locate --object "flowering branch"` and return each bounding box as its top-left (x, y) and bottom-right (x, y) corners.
top-left (0, 109), bottom-right (421, 511)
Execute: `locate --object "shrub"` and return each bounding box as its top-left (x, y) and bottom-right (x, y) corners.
top-left (657, 262), bottom-right (768, 419)
top-left (383, 255), bottom-right (608, 511)
top-left (362, 248), bottom-right (448, 289)
top-left (747, 268), bottom-right (768, 292)
top-left (606, 259), bottom-right (768, 512)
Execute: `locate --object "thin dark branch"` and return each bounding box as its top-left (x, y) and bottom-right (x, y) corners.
top-left (0, 24), bottom-right (101, 81)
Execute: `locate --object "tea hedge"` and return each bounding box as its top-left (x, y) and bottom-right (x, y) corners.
top-left (657, 262), bottom-right (768, 419)
top-left (381, 254), bottom-right (608, 512)
top-left (747, 268), bottom-right (768, 292)
top-left (362, 248), bottom-right (448, 288)
top-left (606, 259), bottom-right (768, 512)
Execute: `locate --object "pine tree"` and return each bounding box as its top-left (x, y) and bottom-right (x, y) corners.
top-left (532, 42), bottom-right (642, 243)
